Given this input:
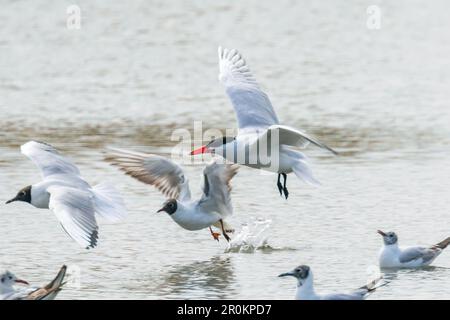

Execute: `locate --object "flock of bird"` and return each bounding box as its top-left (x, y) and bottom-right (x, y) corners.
top-left (2, 47), bottom-right (449, 300)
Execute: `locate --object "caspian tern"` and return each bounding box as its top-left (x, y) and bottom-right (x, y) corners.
top-left (278, 265), bottom-right (385, 300)
top-left (0, 265), bottom-right (67, 300)
top-left (377, 230), bottom-right (450, 268)
top-left (190, 47), bottom-right (337, 199)
top-left (106, 148), bottom-right (238, 242)
top-left (5, 141), bottom-right (127, 249)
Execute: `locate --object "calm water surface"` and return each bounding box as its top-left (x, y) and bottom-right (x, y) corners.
top-left (1, 0), bottom-right (449, 299)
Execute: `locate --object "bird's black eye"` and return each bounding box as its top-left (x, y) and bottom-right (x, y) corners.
top-left (8, 276), bottom-right (12, 280)
top-left (21, 191), bottom-right (26, 196)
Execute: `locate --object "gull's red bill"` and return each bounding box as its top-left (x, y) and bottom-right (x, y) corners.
top-left (190, 146), bottom-right (209, 155)
top-left (15, 279), bottom-right (30, 285)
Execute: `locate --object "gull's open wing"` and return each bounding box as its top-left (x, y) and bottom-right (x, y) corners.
top-left (106, 148), bottom-right (191, 201)
top-left (21, 141), bottom-right (81, 178)
top-left (198, 161), bottom-right (239, 217)
top-left (48, 186), bottom-right (98, 249)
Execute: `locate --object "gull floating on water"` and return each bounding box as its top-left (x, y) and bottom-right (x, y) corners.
top-left (106, 149), bottom-right (238, 241)
top-left (378, 230), bottom-right (450, 268)
top-left (5, 141), bottom-right (127, 249)
top-left (190, 47), bottom-right (337, 199)
top-left (279, 265), bottom-right (384, 300)
top-left (0, 265), bottom-right (67, 300)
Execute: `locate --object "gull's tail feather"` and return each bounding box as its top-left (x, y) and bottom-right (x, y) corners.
top-left (92, 182), bottom-right (127, 223)
top-left (292, 160), bottom-right (321, 187)
top-left (433, 237), bottom-right (450, 250)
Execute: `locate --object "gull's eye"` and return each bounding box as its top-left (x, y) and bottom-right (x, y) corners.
top-left (8, 276), bottom-right (12, 280)
top-left (21, 191), bottom-right (26, 195)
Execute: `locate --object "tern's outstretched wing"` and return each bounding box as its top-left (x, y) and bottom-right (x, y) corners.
top-left (198, 161), bottom-right (239, 217)
top-left (218, 47), bottom-right (279, 132)
top-left (48, 186), bottom-right (99, 249)
top-left (106, 148), bottom-right (191, 201)
top-left (21, 141), bottom-right (81, 178)
top-left (254, 125), bottom-right (338, 155)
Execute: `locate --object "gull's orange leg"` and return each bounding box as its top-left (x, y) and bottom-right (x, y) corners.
top-left (209, 227), bottom-right (220, 241)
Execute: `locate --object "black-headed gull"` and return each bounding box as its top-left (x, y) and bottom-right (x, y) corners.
top-left (5, 141), bottom-right (127, 249)
top-left (378, 230), bottom-right (450, 268)
top-left (1, 265), bottom-right (67, 300)
top-left (190, 47), bottom-right (337, 199)
top-left (279, 265), bottom-right (384, 300)
top-left (106, 149), bottom-right (238, 241)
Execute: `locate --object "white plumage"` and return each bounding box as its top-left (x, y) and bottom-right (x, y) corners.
top-left (378, 230), bottom-right (450, 268)
top-left (191, 47), bottom-right (337, 199)
top-left (0, 266), bottom-right (67, 300)
top-left (106, 148), bottom-right (238, 241)
top-left (6, 141), bottom-right (127, 249)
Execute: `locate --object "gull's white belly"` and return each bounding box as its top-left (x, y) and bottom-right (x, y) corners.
top-left (171, 210), bottom-right (221, 231)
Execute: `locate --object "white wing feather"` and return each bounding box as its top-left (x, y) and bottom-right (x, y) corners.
top-left (218, 47), bottom-right (279, 131)
top-left (21, 141), bottom-right (81, 178)
top-left (256, 125), bottom-right (338, 155)
top-left (48, 186), bottom-right (99, 249)
top-left (198, 161), bottom-right (239, 218)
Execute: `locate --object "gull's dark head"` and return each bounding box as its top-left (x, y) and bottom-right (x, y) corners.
top-left (279, 265), bottom-right (311, 285)
top-left (157, 199), bottom-right (178, 215)
top-left (6, 186), bottom-right (32, 205)
top-left (378, 230), bottom-right (398, 245)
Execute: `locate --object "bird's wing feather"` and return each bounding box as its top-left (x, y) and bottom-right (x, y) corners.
top-left (106, 148), bottom-right (191, 201)
top-left (48, 186), bottom-right (99, 249)
top-left (198, 160), bottom-right (239, 217)
top-left (21, 141), bottom-right (81, 178)
top-left (254, 125), bottom-right (338, 155)
top-left (25, 265), bottom-right (67, 300)
top-left (399, 246), bottom-right (438, 264)
top-left (218, 46), bottom-right (279, 131)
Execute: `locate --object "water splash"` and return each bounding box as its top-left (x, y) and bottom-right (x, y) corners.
top-left (225, 219), bottom-right (291, 253)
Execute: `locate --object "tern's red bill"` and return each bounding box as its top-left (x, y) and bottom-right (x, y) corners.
top-left (190, 146), bottom-right (209, 155)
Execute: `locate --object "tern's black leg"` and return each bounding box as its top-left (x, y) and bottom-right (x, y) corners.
top-left (282, 173), bottom-right (289, 199)
top-left (220, 219), bottom-right (231, 242)
top-left (277, 174), bottom-right (283, 197)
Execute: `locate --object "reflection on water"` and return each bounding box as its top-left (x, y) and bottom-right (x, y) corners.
top-left (153, 256), bottom-right (235, 299)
